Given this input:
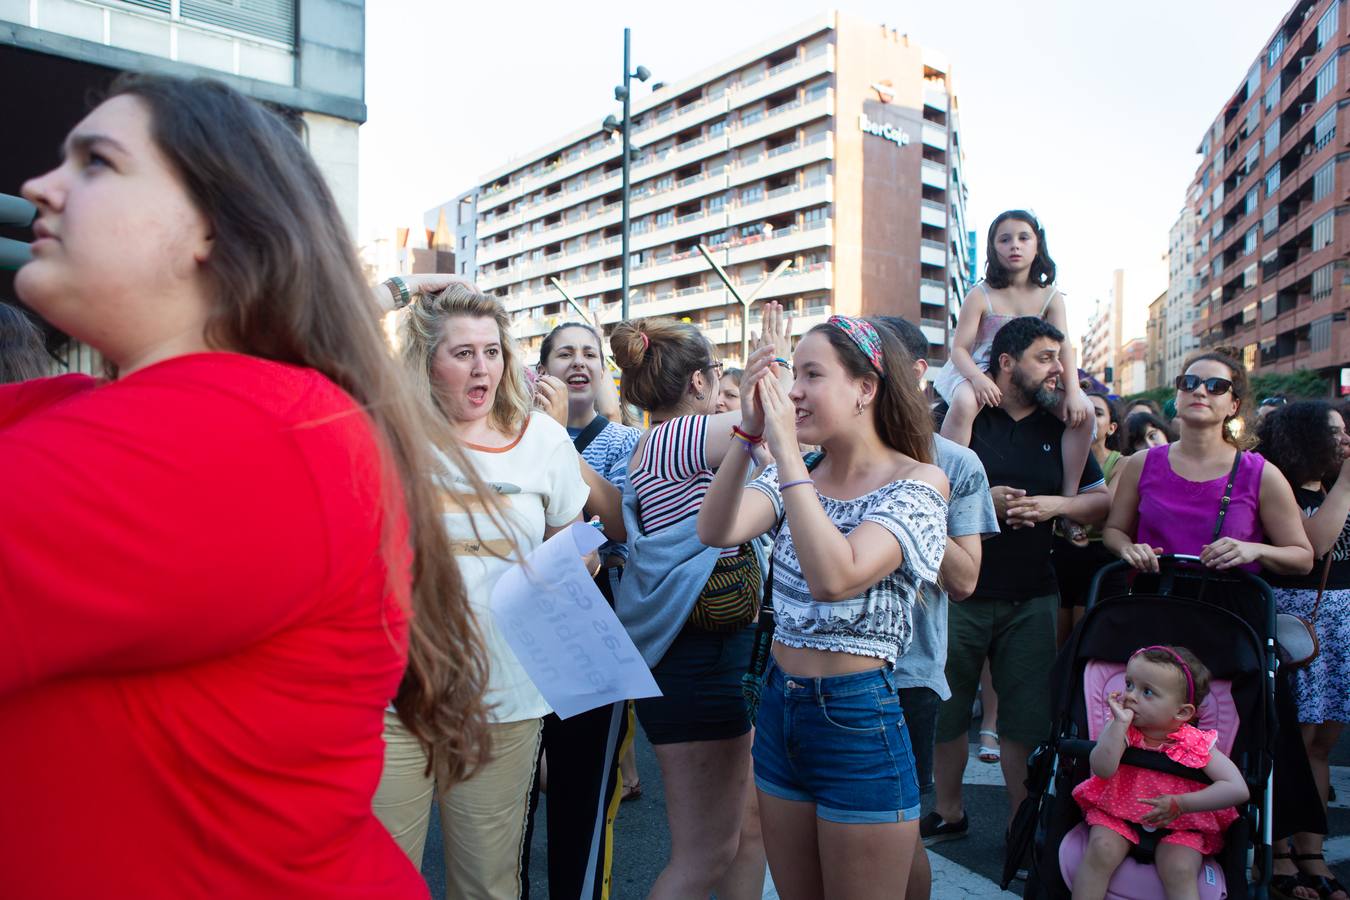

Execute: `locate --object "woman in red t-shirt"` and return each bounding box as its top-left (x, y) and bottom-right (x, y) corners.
top-left (0, 74), bottom-right (490, 898)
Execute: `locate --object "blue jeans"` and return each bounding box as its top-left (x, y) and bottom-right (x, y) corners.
top-left (752, 658), bottom-right (921, 824)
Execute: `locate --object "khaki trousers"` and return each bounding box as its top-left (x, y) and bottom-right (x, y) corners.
top-left (373, 710), bottom-right (543, 900)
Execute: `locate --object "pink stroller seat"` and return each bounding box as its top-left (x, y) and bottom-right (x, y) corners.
top-left (1057, 660), bottom-right (1237, 900)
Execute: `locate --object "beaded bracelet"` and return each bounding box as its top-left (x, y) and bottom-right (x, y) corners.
top-left (780, 479), bottom-right (814, 491)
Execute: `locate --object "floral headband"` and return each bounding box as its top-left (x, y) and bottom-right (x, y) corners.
top-left (827, 315), bottom-right (885, 377)
top-left (1132, 645), bottom-right (1195, 705)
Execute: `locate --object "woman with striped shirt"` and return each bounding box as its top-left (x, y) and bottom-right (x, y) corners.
top-left (611, 304), bottom-right (790, 900)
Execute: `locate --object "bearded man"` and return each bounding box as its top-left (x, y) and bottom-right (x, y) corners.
top-left (922, 316), bottom-right (1109, 856)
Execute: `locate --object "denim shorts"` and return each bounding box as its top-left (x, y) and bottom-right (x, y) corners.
top-left (752, 658), bottom-right (921, 824)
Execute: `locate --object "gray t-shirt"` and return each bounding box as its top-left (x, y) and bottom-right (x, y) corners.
top-left (893, 435), bottom-right (999, 698)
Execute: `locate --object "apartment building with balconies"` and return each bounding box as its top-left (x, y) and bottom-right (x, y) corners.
top-left (1165, 206), bottom-right (1200, 384)
top-left (1187, 0), bottom-right (1350, 384)
top-left (427, 12), bottom-right (972, 368)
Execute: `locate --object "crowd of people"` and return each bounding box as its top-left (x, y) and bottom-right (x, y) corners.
top-left (0, 74), bottom-right (1345, 900)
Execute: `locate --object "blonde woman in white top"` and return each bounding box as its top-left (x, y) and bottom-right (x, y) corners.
top-left (373, 283), bottom-right (590, 899)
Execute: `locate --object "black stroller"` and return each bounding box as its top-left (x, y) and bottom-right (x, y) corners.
top-left (1006, 555), bottom-right (1277, 900)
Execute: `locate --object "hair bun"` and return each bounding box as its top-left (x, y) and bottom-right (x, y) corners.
top-left (1212, 345), bottom-right (1242, 360)
top-left (610, 322), bottom-right (649, 370)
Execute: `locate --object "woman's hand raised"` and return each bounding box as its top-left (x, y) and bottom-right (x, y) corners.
top-left (756, 375), bottom-right (799, 462)
top-left (736, 345), bottom-right (777, 437)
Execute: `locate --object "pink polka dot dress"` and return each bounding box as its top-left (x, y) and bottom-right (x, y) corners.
top-left (1072, 724), bottom-right (1238, 855)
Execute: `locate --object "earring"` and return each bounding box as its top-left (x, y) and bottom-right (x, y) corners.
top-left (697, 393), bottom-right (706, 401)
top-left (856, 398), bottom-right (865, 416)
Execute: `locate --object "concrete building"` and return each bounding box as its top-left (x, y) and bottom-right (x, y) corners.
top-left (1185, 0), bottom-right (1349, 387)
top-left (428, 12), bottom-right (973, 367)
top-left (1, 0), bottom-right (365, 231)
top-left (1, 0), bottom-right (366, 373)
top-left (1082, 299), bottom-right (1112, 390)
top-left (1081, 268), bottom-right (1126, 391)
top-left (1147, 290), bottom-right (1167, 390)
top-left (1119, 337), bottom-right (1149, 396)
top-left (1165, 205), bottom-right (1200, 383)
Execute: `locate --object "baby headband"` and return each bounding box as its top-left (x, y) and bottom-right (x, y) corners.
top-left (1132, 645), bottom-right (1194, 705)
top-left (827, 315), bottom-right (885, 377)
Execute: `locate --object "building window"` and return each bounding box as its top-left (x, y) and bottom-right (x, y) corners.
top-left (1246, 61), bottom-right (1262, 99)
top-left (1243, 262), bottom-right (1258, 287)
top-left (1314, 159), bottom-right (1336, 202)
top-left (1264, 76), bottom-right (1282, 113)
top-left (1313, 211), bottom-right (1335, 252)
top-left (708, 193), bottom-right (727, 213)
top-left (1260, 293), bottom-right (1277, 322)
top-left (1318, 0), bottom-right (1341, 50)
top-left (1263, 120), bottom-right (1281, 157)
top-left (1244, 227), bottom-right (1258, 255)
top-left (1265, 163), bottom-right (1282, 195)
top-left (1313, 262), bottom-right (1336, 300)
top-left (1311, 314), bottom-right (1333, 352)
top-left (1314, 108), bottom-right (1337, 149)
top-left (655, 209), bottom-right (673, 228)
top-left (1316, 59), bottom-right (1337, 103)
top-left (1268, 33), bottom-right (1285, 69)
top-left (1263, 206), bottom-right (1280, 236)
top-left (175, 0), bottom-right (295, 44)
top-left (740, 185), bottom-right (764, 204)
top-left (1245, 188), bottom-right (1258, 215)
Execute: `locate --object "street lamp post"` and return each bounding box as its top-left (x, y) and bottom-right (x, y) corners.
top-left (603, 29), bottom-right (649, 323)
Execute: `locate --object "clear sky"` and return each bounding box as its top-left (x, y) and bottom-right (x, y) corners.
top-left (361, 1), bottom-right (1286, 342)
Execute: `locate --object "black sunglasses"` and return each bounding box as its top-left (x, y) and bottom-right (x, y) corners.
top-left (1174, 374), bottom-right (1233, 396)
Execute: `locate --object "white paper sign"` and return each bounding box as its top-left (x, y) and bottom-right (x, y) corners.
top-left (490, 522), bottom-right (661, 719)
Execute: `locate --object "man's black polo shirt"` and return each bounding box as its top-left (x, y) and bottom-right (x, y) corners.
top-left (969, 404), bottom-right (1104, 600)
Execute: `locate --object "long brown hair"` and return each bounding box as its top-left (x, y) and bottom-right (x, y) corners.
top-left (1180, 346), bottom-right (1254, 450)
top-left (109, 74), bottom-right (490, 784)
top-left (401, 283), bottom-right (529, 436)
top-left (0, 303), bottom-right (49, 384)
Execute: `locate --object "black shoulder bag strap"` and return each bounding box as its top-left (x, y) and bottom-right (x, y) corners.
top-left (572, 414), bottom-right (609, 455)
top-left (743, 451), bottom-right (824, 720)
top-left (1190, 450), bottom-right (1243, 603)
top-left (1211, 450), bottom-right (1243, 543)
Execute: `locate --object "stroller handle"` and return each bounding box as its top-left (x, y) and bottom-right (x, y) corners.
top-left (1086, 553), bottom-right (1278, 636)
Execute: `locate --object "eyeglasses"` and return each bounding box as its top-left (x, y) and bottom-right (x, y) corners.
top-left (1174, 374), bottom-right (1233, 395)
top-left (707, 361), bottom-right (724, 377)
top-left (1259, 397), bottom-right (1287, 407)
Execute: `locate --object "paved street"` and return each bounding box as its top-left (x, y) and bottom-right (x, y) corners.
top-left (419, 724), bottom-right (1350, 898)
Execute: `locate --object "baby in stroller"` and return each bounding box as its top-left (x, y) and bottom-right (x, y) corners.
top-left (1071, 645), bottom-right (1250, 900)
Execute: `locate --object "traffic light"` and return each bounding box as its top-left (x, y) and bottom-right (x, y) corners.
top-left (1, 193), bottom-right (36, 271)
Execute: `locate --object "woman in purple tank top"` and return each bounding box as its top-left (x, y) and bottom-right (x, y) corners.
top-left (1104, 348), bottom-right (1312, 576)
